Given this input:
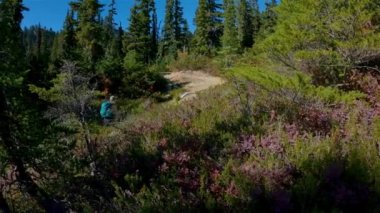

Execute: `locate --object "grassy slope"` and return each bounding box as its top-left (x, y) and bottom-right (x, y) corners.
top-left (90, 57), bottom-right (380, 211)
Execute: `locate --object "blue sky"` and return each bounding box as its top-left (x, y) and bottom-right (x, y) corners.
top-left (22, 0), bottom-right (266, 32)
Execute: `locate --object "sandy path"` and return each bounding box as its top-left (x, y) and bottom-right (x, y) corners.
top-left (164, 71), bottom-right (225, 101)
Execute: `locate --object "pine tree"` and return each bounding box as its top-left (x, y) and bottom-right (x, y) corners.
top-left (260, 0), bottom-right (380, 85)
top-left (103, 0), bottom-right (116, 46)
top-left (193, 0), bottom-right (210, 55)
top-left (250, 0), bottom-right (261, 44)
top-left (237, 0), bottom-right (252, 49)
top-left (116, 25), bottom-right (124, 58)
top-left (222, 0), bottom-right (238, 53)
top-left (62, 9), bottom-right (77, 60)
top-left (259, 0), bottom-right (277, 38)
top-left (72, 0), bottom-right (104, 69)
top-left (182, 21), bottom-right (192, 51)
top-left (161, 0), bottom-right (187, 58)
top-left (149, 0), bottom-right (158, 61)
top-left (0, 0), bottom-right (26, 84)
top-left (162, 0), bottom-right (176, 58)
top-left (125, 0), bottom-right (157, 64)
top-left (193, 0), bottom-right (223, 55)
top-left (0, 0), bottom-right (66, 210)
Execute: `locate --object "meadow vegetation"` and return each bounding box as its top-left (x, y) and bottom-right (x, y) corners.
top-left (1, 0), bottom-right (380, 212)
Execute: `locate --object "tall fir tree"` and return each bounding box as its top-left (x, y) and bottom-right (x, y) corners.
top-left (0, 0), bottom-right (26, 84)
top-left (193, 0), bottom-right (223, 55)
top-left (161, 0), bottom-right (187, 58)
top-left (258, 0), bottom-right (277, 38)
top-left (72, 0), bottom-right (104, 69)
top-left (150, 0), bottom-right (158, 62)
top-left (162, 0), bottom-right (176, 57)
top-left (124, 0), bottom-right (157, 64)
top-left (103, 0), bottom-right (116, 46)
top-left (116, 24), bottom-right (124, 58)
top-left (207, 0), bottom-right (223, 47)
top-left (193, 0), bottom-right (209, 55)
top-left (222, 0), bottom-right (239, 53)
top-left (62, 9), bottom-right (77, 60)
top-left (0, 0), bottom-right (67, 210)
top-left (250, 0), bottom-right (261, 43)
top-left (237, 0), bottom-right (255, 49)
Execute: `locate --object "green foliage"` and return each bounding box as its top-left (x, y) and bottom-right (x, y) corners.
top-left (221, 0), bottom-right (239, 54)
top-left (0, 0), bottom-right (27, 86)
top-left (122, 51), bottom-right (167, 98)
top-left (62, 9), bottom-right (78, 60)
top-left (73, 0), bottom-right (104, 69)
top-left (6, 0), bottom-right (380, 211)
top-left (237, 0), bottom-right (260, 50)
top-left (193, 0), bottom-right (223, 55)
top-left (161, 0), bottom-right (188, 59)
top-left (258, 0), bottom-right (380, 85)
top-left (124, 0), bottom-right (158, 64)
top-left (230, 65), bottom-right (365, 104)
top-left (257, 0), bottom-right (277, 40)
top-left (168, 51), bottom-right (218, 73)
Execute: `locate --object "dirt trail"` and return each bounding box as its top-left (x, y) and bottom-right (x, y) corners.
top-left (164, 71), bottom-right (226, 101)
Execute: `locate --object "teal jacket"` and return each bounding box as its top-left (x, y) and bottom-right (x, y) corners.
top-left (100, 100), bottom-right (113, 119)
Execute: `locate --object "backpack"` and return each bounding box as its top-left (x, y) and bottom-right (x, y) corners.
top-left (100, 101), bottom-right (112, 119)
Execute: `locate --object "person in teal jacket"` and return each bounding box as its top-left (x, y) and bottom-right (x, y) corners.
top-left (100, 96), bottom-right (115, 124)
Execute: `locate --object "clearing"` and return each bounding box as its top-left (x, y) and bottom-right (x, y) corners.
top-left (164, 70), bottom-right (226, 101)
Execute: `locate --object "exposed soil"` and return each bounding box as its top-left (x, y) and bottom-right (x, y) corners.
top-left (164, 71), bottom-right (226, 101)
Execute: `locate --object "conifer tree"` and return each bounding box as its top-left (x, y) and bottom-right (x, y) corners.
top-left (193, 0), bottom-right (209, 55)
top-left (162, 0), bottom-right (176, 57)
top-left (250, 0), bottom-right (261, 43)
top-left (0, 0), bottom-right (26, 83)
top-left (0, 0), bottom-right (66, 210)
top-left (149, 0), bottom-right (158, 61)
top-left (222, 0), bottom-right (238, 53)
top-left (193, 0), bottom-right (223, 55)
top-left (161, 0), bottom-right (187, 58)
top-left (237, 0), bottom-right (259, 49)
top-left (72, 0), bottom-right (104, 69)
top-left (62, 9), bottom-right (77, 60)
top-left (103, 0), bottom-right (116, 46)
top-left (259, 0), bottom-right (277, 38)
top-left (207, 0), bottom-right (223, 47)
top-left (115, 25), bottom-right (124, 58)
top-left (125, 0), bottom-right (157, 64)
top-left (260, 0), bottom-right (380, 85)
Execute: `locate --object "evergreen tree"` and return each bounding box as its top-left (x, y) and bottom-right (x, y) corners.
top-left (62, 9), bottom-right (77, 60)
top-left (250, 0), bottom-right (261, 43)
top-left (103, 0), bottom-right (116, 46)
top-left (162, 0), bottom-right (176, 57)
top-left (260, 0), bottom-right (380, 85)
top-left (124, 0), bottom-right (157, 64)
top-left (72, 0), bottom-right (104, 69)
top-left (258, 0), bottom-right (277, 38)
top-left (193, 0), bottom-right (209, 55)
top-left (222, 0), bottom-right (238, 53)
top-left (193, 0), bottom-right (223, 55)
top-left (150, 0), bottom-right (158, 61)
top-left (161, 0), bottom-right (187, 58)
top-left (0, 0), bottom-right (26, 84)
top-left (0, 0), bottom-right (66, 210)
top-left (237, 0), bottom-right (260, 49)
top-left (115, 24), bottom-right (124, 58)
top-left (207, 0), bottom-right (223, 47)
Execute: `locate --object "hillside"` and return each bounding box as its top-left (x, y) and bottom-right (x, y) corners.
top-left (1, 0), bottom-right (380, 212)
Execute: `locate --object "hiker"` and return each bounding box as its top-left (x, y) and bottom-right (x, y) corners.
top-left (100, 96), bottom-right (115, 125)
